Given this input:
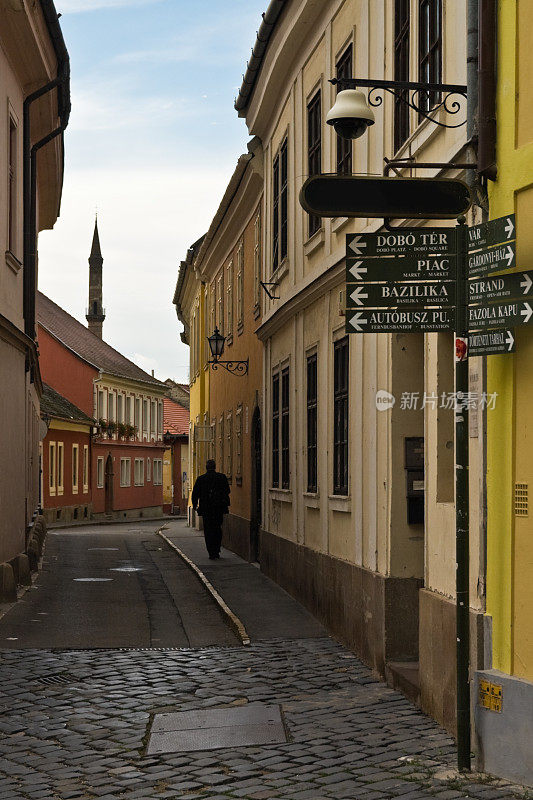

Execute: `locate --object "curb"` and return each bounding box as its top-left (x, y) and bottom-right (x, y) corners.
top-left (157, 530), bottom-right (251, 646)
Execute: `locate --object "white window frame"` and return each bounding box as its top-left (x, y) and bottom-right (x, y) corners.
top-left (147, 457), bottom-right (151, 482)
top-left (120, 457), bottom-right (131, 487)
top-left (83, 445), bottom-right (89, 494)
top-left (153, 458), bottom-right (163, 486)
top-left (57, 442), bottom-right (64, 496)
top-left (49, 441), bottom-right (56, 496)
top-left (72, 444), bottom-right (79, 494)
top-left (134, 458), bottom-right (144, 486)
top-left (97, 456), bottom-right (104, 488)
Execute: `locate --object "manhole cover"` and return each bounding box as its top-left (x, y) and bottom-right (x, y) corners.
top-left (73, 578), bottom-right (113, 582)
top-left (147, 704), bottom-right (287, 755)
top-left (110, 566), bottom-right (143, 573)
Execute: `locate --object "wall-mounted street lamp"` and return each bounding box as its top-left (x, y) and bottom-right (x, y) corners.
top-left (207, 327), bottom-right (249, 376)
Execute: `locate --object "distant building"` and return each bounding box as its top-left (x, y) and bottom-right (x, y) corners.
top-left (41, 385), bottom-right (95, 527)
top-left (0, 0), bottom-right (70, 598)
top-left (162, 398), bottom-right (189, 516)
top-left (164, 379), bottom-right (190, 410)
top-left (38, 292), bottom-right (167, 521)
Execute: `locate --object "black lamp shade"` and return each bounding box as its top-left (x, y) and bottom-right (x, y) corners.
top-left (208, 327), bottom-right (225, 359)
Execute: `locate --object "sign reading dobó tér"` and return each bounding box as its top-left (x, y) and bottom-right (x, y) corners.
top-left (346, 228), bottom-right (455, 257)
top-left (300, 175), bottom-right (472, 219)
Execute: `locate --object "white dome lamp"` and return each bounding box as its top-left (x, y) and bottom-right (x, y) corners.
top-left (326, 89), bottom-right (375, 140)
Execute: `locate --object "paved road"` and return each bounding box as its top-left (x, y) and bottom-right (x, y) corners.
top-left (0, 519), bottom-right (526, 800)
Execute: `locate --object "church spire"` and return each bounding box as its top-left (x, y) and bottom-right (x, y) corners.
top-left (86, 217), bottom-right (105, 339)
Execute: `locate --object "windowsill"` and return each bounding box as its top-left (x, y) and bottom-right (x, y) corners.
top-left (5, 250), bottom-right (22, 274)
top-left (57, 489), bottom-right (64, 497)
top-left (49, 490), bottom-right (56, 497)
top-left (303, 491), bottom-right (320, 508)
top-left (271, 257), bottom-right (289, 284)
top-left (329, 494), bottom-right (351, 513)
top-left (269, 487), bottom-right (292, 503)
top-left (303, 227), bottom-right (325, 257)
top-left (73, 489), bottom-right (78, 495)
top-left (237, 322), bottom-right (244, 336)
top-left (331, 216), bottom-right (351, 235)
top-left (253, 302), bottom-right (261, 320)
top-left (226, 333), bottom-right (234, 347)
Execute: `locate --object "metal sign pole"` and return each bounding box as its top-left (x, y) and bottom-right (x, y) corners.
top-left (455, 217), bottom-right (471, 771)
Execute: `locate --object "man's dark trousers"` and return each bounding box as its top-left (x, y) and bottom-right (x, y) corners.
top-left (203, 511), bottom-right (223, 558)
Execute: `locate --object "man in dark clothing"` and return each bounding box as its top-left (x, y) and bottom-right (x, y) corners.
top-left (191, 460), bottom-right (230, 559)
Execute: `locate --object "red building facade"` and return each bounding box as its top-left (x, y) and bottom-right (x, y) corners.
top-left (162, 397), bottom-right (189, 515)
top-left (38, 293), bottom-right (167, 522)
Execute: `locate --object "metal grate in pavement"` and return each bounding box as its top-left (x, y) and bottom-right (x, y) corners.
top-left (36, 672), bottom-right (79, 686)
top-left (147, 703), bottom-right (288, 755)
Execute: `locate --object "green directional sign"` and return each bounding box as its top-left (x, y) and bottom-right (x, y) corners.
top-left (346, 255), bottom-right (455, 282)
top-left (468, 271), bottom-right (533, 304)
top-left (346, 228), bottom-right (456, 258)
top-left (346, 307), bottom-right (455, 334)
top-left (468, 214), bottom-right (515, 252)
top-left (468, 300), bottom-right (533, 330)
top-left (469, 329), bottom-right (515, 356)
top-left (346, 281), bottom-right (455, 308)
top-left (468, 241), bottom-right (516, 277)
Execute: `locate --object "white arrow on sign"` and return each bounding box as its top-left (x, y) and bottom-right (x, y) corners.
top-left (349, 286), bottom-right (369, 306)
top-left (349, 312), bottom-right (368, 332)
top-left (348, 236), bottom-right (368, 256)
top-left (505, 217), bottom-right (515, 239)
top-left (521, 302), bottom-right (533, 324)
top-left (506, 331), bottom-right (514, 351)
top-left (520, 273), bottom-right (533, 294)
top-left (348, 260), bottom-right (368, 280)
top-left (505, 245), bottom-right (514, 267)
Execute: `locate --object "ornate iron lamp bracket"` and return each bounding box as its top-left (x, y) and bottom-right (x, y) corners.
top-left (208, 358), bottom-right (249, 376)
top-left (330, 77), bottom-right (467, 130)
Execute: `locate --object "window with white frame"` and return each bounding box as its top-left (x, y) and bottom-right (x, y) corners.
top-left (98, 390), bottom-right (105, 421)
top-left (108, 392), bottom-right (115, 422)
top-left (226, 260), bottom-right (233, 340)
top-left (226, 410), bottom-right (233, 480)
top-left (253, 211), bottom-right (261, 311)
top-left (153, 459), bottom-right (163, 485)
top-left (147, 457), bottom-right (151, 482)
top-left (151, 400), bottom-right (156, 435)
top-left (216, 272), bottom-right (224, 334)
top-left (97, 456), bottom-right (104, 488)
top-left (117, 393), bottom-right (124, 423)
top-left (49, 442), bottom-right (56, 495)
top-left (237, 239), bottom-right (244, 331)
top-left (57, 442), bottom-right (64, 495)
top-left (72, 444), bottom-right (79, 494)
top-left (134, 458), bottom-right (144, 486)
top-left (126, 395), bottom-right (132, 425)
top-left (83, 445), bottom-right (89, 493)
top-left (157, 401), bottom-right (163, 438)
top-left (135, 397), bottom-right (141, 435)
top-left (120, 458), bottom-right (131, 487)
top-left (143, 399), bottom-right (148, 435)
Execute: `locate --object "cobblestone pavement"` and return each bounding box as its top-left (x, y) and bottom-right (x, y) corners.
top-left (0, 638), bottom-right (527, 800)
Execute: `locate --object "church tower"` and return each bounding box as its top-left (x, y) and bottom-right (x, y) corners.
top-left (86, 218), bottom-right (105, 339)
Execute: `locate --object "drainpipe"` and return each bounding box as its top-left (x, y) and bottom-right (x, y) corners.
top-left (466, 0), bottom-right (482, 208)
top-left (477, 0), bottom-right (497, 181)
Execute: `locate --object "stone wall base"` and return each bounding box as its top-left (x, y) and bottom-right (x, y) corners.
top-left (44, 504), bottom-right (93, 528)
top-left (92, 506), bottom-right (163, 522)
top-left (223, 513), bottom-right (253, 562)
top-left (419, 587), bottom-right (485, 736)
top-left (259, 528), bottom-right (422, 678)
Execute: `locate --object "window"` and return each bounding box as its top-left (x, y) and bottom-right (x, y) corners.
top-left (236, 404), bottom-right (243, 481)
top-left (333, 337), bottom-right (349, 495)
top-left (419, 0), bottom-right (442, 113)
top-left (57, 442), bottom-right (64, 496)
top-left (218, 414), bottom-right (224, 474)
top-left (307, 90), bottom-right (322, 237)
top-left (158, 401), bottom-right (163, 438)
top-left (237, 240), bottom-right (244, 331)
top-left (153, 459), bottom-right (163, 486)
top-left (8, 117), bottom-right (17, 255)
top-left (108, 392), bottom-right (115, 422)
top-left (210, 282), bottom-right (216, 340)
top-left (120, 458), bottom-right (131, 487)
top-left (272, 373), bottom-right (279, 487)
top-left (272, 138), bottom-right (288, 272)
top-left (135, 397), bottom-right (141, 435)
top-left (394, 0), bottom-right (410, 151)
top-left (226, 260), bottom-right (233, 339)
top-left (253, 211), bottom-right (262, 310)
top-left (147, 457), bottom-right (151, 482)
top-left (98, 390), bottom-right (105, 420)
top-left (336, 45), bottom-right (353, 174)
top-left (126, 396), bottom-right (132, 425)
top-left (83, 445), bottom-right (89, 493)
top-left (49, 442), bottom-right (56, 495)
top-left (97, 456), bottom-right (104, 488)
top-left (281, 368), bottom-right (290, 489)
top-left (143, 399), bottom-right (148, 435)
top-left (72, 444), bottom-right (79, 494)
top-left (134, 458), bottom-right (144, 486)
top-left (117, 394), bottom-right (124, 424)
top-left (226, 411), bottom-right (233, 480)
top-left (151, 400), bottom-right (156, 434)
top-left (307, 353), bottom-right (318, 492)
top-left (217, 272), bottom-right (224, 334)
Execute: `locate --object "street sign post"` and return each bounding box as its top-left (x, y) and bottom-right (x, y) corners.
top-left (346, 307), bottom-right (455, 333)
top-left (469, 329), bottom-right (515, 357)
top-left (346, 281), bottom-right (455, 307)
top-left (468, 300), bottom-right (533, 330)
top-left (347, 254), bottom-right (456, 282)
top-left (468, 213), bottom-right (515, 251)
top-left (468, 271), bottom-right (533, 304)
top-left (468, 241), bottom-right (516, 277)
top-left (347, 228), bottom-right (455, 257)
top-left (300, 174), bottom-right (472, 219)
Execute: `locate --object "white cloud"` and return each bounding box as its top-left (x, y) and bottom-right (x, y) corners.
top-left (57, 0), bottom-right (163, 13)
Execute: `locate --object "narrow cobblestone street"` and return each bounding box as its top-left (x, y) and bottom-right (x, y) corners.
top-left (0, 521), bottom-right (527, 800)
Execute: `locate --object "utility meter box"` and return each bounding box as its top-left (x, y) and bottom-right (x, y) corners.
top-left (405, 437), bottom-right (424, 525)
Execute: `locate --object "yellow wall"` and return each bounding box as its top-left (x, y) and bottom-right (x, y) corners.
top-left (487, 0), bottom-right (533, 678)
top-left (187, 284), bottom-right (209, 503)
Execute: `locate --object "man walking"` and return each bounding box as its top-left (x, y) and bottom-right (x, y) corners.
top-left (191, 460), bottom-right (230, 560)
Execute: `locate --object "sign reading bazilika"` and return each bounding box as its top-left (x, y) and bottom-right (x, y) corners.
top-left (346, 229), bottom-right (455, 257)
top-left (468, 214), bottom-right (515, 252)
top-left (468, 301), bottom-right (533, 330)
top-left (469, 329), bottom-right (515, 357)
top-left (346, 308), bottom-right (455, 333)
top-left (346, 281), bottom-right (456, 308)
top-left (346, 255), bottom-right (456, 282)
top-left (468, 271), bottom-right (533, 304)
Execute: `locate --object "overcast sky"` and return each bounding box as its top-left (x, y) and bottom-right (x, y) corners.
top-left (38, 0), bottom-right (266, 383)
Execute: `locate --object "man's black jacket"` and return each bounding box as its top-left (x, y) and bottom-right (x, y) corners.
top-left (191, 470), bottom-right (230, 517)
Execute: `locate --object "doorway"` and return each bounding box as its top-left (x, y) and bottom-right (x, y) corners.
top-left (104, 454), bottom-right (114, 514)
top-left (251, 407), bottom-right (262, 562)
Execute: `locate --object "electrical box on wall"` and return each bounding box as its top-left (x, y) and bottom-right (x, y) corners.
top-left (405, 437), bottom-right (424, 525)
